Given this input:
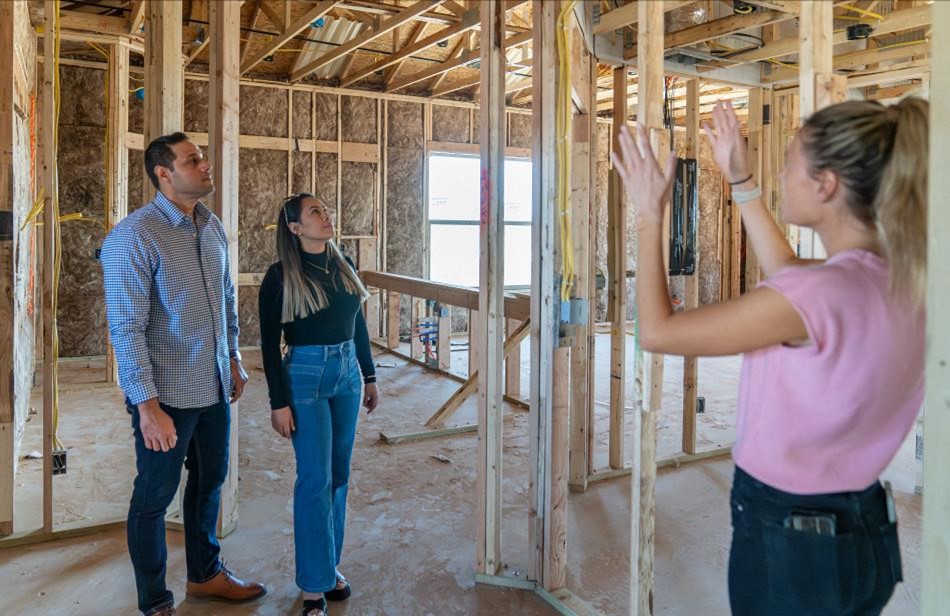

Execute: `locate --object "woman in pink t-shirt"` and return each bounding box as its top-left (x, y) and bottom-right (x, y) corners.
top-left (612, 98), bottom-right (927, 615)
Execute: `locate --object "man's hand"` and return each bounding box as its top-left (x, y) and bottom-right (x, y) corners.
top-left (363, 383), bottom-right (379, 413)
top-left (271, 407), bottom-right (295, 438)
top-left (137, 399), bottom-right (178, 452)
top-left (230, 357), bottom-right (248, 402)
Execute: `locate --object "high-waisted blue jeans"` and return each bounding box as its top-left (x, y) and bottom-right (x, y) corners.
top-left (283, 341), bottom-right (362, 593)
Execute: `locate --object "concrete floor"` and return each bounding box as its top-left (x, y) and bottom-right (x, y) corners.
top-left (0, 335), bottom-right (922, 615)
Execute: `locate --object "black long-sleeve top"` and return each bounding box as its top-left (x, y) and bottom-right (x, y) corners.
top-left (258, 251), bottom-right (375, 410)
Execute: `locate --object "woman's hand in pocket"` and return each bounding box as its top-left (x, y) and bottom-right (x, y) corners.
top-left (271, 406), bottom-right (295, 438)
top-left (363, 383), bottom-right (379, 413)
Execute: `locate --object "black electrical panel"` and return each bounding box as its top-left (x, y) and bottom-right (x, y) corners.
top-left (669, 158), bottom-right (698, 276)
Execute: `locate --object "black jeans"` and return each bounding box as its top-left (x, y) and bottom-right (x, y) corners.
top-left (126, 398), bottom-right (230, 615)
top-left (728, 466), bottom-right (902, 616)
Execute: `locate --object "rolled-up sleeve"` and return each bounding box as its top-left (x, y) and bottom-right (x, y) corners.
top-left (101, 225), bottom-right (158, 405)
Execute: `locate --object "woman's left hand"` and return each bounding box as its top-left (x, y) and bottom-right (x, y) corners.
top-left (363, 383), bottom-right (379, 413)
top-left (610, 124), bottom-right (677, 225)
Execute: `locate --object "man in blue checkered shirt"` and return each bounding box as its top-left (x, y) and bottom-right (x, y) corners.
top-left (101, 133), bottom-right (266, 616)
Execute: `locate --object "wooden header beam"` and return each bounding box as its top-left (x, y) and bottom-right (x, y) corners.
top-left (593, 0), bottom-right (693, 36)
top-left (359, 270), bottom-right (531, 321)
top-left (241, 0), bottom-right (340, 75)
top-left (291, 1), bottom-right (448, 83)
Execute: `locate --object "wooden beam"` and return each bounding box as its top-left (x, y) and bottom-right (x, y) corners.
top-left (429, 320), bottom-right (529, 428)
top-left (395, 30), bottom-right (532, 94)
top-left (58, 9), bottom-right (130, 37)
top-left (568, 35), bottom-right (593, 492)
top-left (713, 4), bottom-right (931, 67)
top-left (504, 318), bottom-right (522, 397)
top-left (128, 0), bottom-right (145, 34)
top-left (797, 0), bottom-right (834, 259)
top-left (625, 9), bottom-right (790, 60)
top-left (636, 1), bottom-right (665, 613)
top-left (763, 41), bottom-right (930, 83)
top-left (143, 0), bottom-right (183, 202)
top-left (429, 35), bottom-right (466, 92)
top-left (105, 40), bottom-right (130, 384)
top-left (607, 66), bottom-right (627, 472)
top-left (593, 0), bottom-right (693, 36)
top-left (241, 0), bottom-right (339, 75)
top-left (41, 0), bottom-right (59, 535)
top-left (681, 79), bottom-right (700, 457)
top-left (741, 0), bottom-right (799, 12)
top-left (292, 1), bottom-right (447, 83)
top-left (476, 0), bottom-right (506, 578)
top-left (923, 3), bottom-right (950, 613)
top-left (437, 303), bottom-right (451, 370)
top-left (0, 0), bottom-right (18, 537)
top-left (525, 0), bottom-right (570, 594)
top-left (208, 0), bottom-right (241, 539)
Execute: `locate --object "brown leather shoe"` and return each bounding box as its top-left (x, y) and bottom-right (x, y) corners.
top-left (185, 566), bottom-right (267, 603)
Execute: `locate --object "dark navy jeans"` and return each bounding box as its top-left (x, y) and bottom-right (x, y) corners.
top-left (729, 466), bottom-right (903, 616)
top-left (126, 397), bottom-right (229, 615)
top-left (283, 341), bottom-right (362, 593)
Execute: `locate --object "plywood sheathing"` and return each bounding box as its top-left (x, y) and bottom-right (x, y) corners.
top-left (431, 104), bottom-right (470, 143)
top-left (57, 67), bottom-right (108, 358)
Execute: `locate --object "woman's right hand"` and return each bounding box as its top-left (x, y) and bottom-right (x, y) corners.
top-left (271, 406), bottom-right (295, 438)
top-left (703, 100), bottom-right (752, 184)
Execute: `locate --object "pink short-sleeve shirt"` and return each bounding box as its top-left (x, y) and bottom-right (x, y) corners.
top-left (733, 249), bottom-right (925, 495)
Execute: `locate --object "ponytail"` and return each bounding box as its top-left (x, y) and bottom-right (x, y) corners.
top-left (800, 97), bottom-right (928, 306)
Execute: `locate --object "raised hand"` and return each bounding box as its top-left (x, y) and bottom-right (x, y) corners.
top-left (703, 100), bottom-right (751, 184)
top-left (610, 124), bottom-right (677, 224)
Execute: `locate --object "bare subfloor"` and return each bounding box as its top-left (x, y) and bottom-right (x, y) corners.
top-left (1, 336), bottom-right (921, 615)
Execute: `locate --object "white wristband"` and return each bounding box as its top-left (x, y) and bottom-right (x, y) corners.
top-left (732, 185), bottom-right (762, 204)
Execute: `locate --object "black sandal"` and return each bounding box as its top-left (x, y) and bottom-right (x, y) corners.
top-left (324, 574), bottom-right (351, 602)
top-left (301, 597), bottom-right (327, 616)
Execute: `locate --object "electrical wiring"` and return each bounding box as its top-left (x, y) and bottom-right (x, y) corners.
top-left (840, 3), bottom-right (885, 21)
top-left (556, 0), bottom-right (576, 302)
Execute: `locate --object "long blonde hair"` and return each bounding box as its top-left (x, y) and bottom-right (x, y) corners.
top-left (800, 97), bottom-right (928, 306)
top-left (275, 193), bottom-right (370, 323)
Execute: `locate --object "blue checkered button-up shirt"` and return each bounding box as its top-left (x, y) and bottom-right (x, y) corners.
top-left (101, 192), bottom-right (239, 408)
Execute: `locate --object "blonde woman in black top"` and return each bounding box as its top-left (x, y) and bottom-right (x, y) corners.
top-left (258, 193), bottom-right (378, 616)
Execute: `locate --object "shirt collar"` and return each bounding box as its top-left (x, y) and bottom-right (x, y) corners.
top-left (154, 191), bottom-right (211, 227)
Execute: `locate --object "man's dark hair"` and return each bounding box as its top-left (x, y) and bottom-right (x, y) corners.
top-left (144, 132), bottom-right (190, 190)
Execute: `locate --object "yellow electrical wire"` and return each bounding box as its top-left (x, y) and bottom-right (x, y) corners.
top-left (840, 3), bottom-right (885, 21)
top-left (20, 189), bottom-right (45, 231)
top-left (556, 0), bottom-right (576, 302)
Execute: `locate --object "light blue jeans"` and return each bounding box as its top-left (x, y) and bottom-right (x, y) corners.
top-left (283, 341), bottom-right (362, 593)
